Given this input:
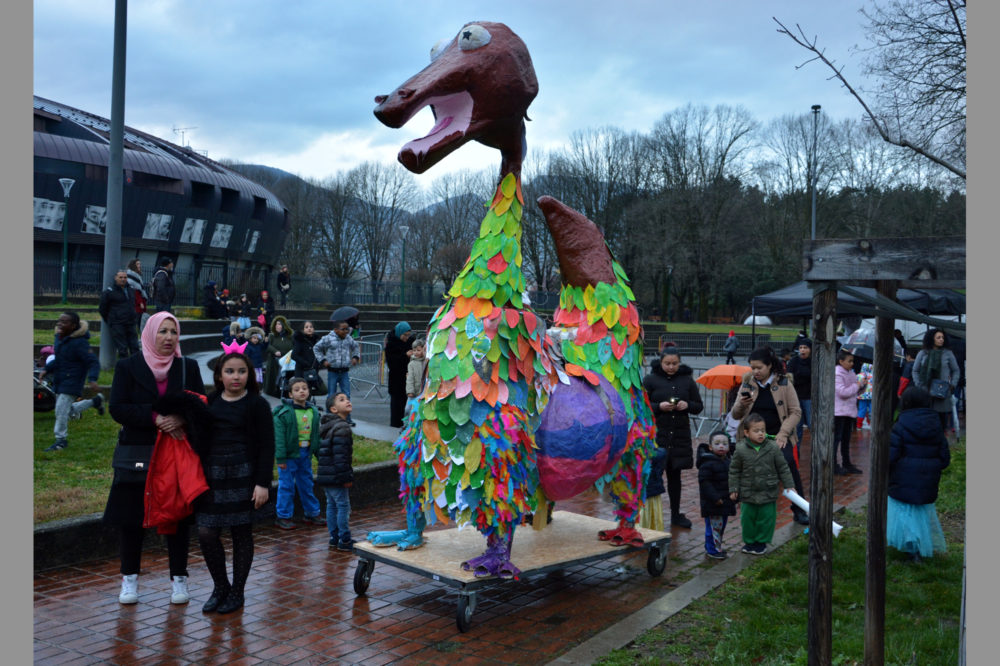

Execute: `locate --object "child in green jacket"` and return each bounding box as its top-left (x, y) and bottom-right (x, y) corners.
top-left (729, 413), bottom-right (795, 555)
top-left (271, 377), bottom-right (324, 530)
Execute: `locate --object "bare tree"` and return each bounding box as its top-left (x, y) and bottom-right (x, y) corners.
top-left (646, 104), bottom-right (759, 320)
top-left (774, 0), bottom-right (966, 179)
top-left (347, 161), bottom-right (420, 302)
top-left (312, 173), bottom-right (364, 302)
top-left (425, 169), bottom-right (493, 287)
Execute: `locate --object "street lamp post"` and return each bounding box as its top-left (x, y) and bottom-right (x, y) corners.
top-left (59, 178), bottom-right (76, 304)
top-left (664, 264), bottom-right (674, 326)
top-left (399, 225), bottom-right (410, 311)
top-left (810, 104), bottom-right (821, 240)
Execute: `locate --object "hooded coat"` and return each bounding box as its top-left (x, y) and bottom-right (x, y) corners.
top-left (264, 315), bottom-right (294, 397)
top-left (44, 320), bottom-right (100, 396)
top-left (243, 326), bottom-right (267, 369)
top-left (888, 407), bottom-right (951, 505)
top-left (641, 362), bottom-right (704, 470)
top-left (696, 442), bottom-right (736, 517)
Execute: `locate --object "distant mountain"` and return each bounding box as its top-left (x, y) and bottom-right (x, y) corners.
top-left (221, 162), bottom-right (307, 190)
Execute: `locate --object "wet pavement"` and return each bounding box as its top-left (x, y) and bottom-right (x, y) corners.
top-left (34, 355), bottom-right (875, 664)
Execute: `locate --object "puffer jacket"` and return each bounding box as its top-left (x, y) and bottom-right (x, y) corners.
top-left (696, 442), bottom-right (736, 517)
top-left (834, 364), bottom-right (859, 417)
top-left (888, 407), bottom-right (951, 505)
top-left (728, 437), bottom-right (794, 505)
top-left (317, 412), bottom-right (354, 487)
top-left (44, 320), bottom-right (100, 396)
top-left (642, 363), bottom-right (704, 470)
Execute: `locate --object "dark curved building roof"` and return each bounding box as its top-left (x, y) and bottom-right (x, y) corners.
top-left (33, 95), bottom-right (289, 297)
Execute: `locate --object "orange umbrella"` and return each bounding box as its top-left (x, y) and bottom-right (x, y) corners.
top-left (695, 364), bottom-right (751, 391)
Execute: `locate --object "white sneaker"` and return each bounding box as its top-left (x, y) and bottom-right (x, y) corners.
top-left (119, 574), bottom-right (138, 604)
top-left (170, 575), bottom-right (190, 604)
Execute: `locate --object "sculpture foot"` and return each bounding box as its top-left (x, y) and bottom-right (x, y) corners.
top-left (366, 529), bottom-right (410, 548)
top-left (460, 532), bottom-right (520, 579)
top-left (598, 521), bottom-right (644, 548)
top-left (395, 528), bottom-right (425, 551)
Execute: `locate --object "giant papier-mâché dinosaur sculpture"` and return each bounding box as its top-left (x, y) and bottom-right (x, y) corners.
top-left (365, 21), bottom-right (657, 579)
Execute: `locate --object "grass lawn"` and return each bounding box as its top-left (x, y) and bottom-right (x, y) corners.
top-left (33, 407), bottom-right (396, 524)
top-left (595, 439), bottom-right (966, 665)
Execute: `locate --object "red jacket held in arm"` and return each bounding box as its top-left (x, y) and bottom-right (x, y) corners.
top-left (143, 430), bottom-right (209, 535)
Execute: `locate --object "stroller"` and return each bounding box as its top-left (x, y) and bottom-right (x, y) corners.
top-left (34, 370), bottom-right (56, 412)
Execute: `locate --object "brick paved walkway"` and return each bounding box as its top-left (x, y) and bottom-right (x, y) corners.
top-left (34, 429), bottom-right (872, 665)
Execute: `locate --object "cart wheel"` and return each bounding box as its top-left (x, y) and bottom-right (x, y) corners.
top-left (647, 546), bottom-right (666, 577)
top-left (353, 559), bottom-right (374, 595)
top-left (456, 595), bottom-right (474, 632)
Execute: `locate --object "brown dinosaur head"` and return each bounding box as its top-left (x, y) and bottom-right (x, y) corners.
top-left (373, 21), bottom-right (538, 176)
top-left (537, 195), bottom-right (616, 287)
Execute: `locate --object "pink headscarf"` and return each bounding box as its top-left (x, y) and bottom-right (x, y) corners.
top-left (141, 311), bottom-right (182, 382)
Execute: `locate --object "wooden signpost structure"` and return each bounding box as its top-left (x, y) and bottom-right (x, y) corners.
top-left (801, 237), bottom-right (965, 665)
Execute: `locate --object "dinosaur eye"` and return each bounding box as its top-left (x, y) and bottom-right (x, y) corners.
top-left (430, 38), bottom-right (448, 62)
top-left (457, 24), bottom-right (491, 51)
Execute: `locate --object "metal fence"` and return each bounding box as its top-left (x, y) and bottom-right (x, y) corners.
top-left (656, 333), bottom-right (771, 357)
top-left (34, 260), bottom-right (561, 311)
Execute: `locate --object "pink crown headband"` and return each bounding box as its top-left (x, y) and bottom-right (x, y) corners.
top-left (221, 340), bottom-right (248, 354)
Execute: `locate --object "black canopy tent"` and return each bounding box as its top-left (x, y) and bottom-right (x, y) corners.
top-left (751, 281), bottom-right (965, 318)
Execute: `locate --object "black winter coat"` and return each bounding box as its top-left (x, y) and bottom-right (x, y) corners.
top-left (103, 355), bottom-right (204, 526)
top-left (292, 330), bottom-right (320, 372)
top-left (696, 443), bottom-right (736, 517)
top-left (787, 354), bottom-right (811, 401)
top-left (642, 363), bottom-right (704, 470)
top-left (99, 284), bottom-right (137, 326)
top-left (317, 413), bottom-right (354, 487)
top-left (384, 332), bottom-right (414, 395)
top-left (45, 321), bottom-right (100, 396)
top-left (888, 407), bottom-right (950, 505)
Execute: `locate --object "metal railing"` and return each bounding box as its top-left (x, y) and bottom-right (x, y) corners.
top-left (33, 260), bottom-right (561, 311)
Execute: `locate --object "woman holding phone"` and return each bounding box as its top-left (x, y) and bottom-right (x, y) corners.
top-left (730, 345), bottom-right (809, 525)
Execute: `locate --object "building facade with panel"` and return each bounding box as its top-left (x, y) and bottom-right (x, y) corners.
top-left (33, 95), bottom-right (288, 303)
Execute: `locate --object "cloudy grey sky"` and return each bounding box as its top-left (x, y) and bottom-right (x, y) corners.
top-left (33, 0), bottom-right (874, 186)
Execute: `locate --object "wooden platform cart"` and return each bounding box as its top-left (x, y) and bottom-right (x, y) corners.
top-left (351, 510), bottom-right (671, 632)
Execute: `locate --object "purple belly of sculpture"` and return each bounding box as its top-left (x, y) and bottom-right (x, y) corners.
top-left (536, 376), bottom-right (628, 500)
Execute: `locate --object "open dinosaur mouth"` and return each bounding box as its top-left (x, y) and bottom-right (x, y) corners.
top-left (399, 91), bottom-right (474, 171)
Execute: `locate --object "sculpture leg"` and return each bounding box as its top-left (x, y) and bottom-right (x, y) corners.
top-left (461, 529), bottom-right (521, 579)
top-left (367, 512), bottom-right (426, 550)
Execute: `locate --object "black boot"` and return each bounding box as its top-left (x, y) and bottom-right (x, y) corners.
top-left (202, 584), bottom-right (231, 613)
top-left (216, 588), bottom-right (245, 614)
top-left (670, 513), bottom-right (692, 528)
top-left (792, 507), bottom-right (809, 525)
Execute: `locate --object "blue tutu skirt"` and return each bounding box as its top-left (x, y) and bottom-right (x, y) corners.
top-left (886, 496), bottom-right (947, 557)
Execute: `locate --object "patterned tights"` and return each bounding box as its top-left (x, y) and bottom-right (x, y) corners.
top-left (198, 524), bottom-right (254, 599)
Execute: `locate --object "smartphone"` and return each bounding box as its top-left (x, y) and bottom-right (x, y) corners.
top-left (740, 390), bottom-right (751, 399)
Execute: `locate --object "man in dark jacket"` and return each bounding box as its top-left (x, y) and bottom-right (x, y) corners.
top-left (151, 257), bottom-right (176, 313)
top-left (276, 265), bottom-right (291, 306)
top-left (99, 270), bottom-right (139, 359)
top-left (40, 312), bottom-right (104, 451)
top-left (786, 338), bottom-right (812, 443)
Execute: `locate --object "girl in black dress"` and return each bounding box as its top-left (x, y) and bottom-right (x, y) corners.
top-left (197, 350), bottom-right (275, 614)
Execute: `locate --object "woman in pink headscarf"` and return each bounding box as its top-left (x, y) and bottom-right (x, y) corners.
top-left (102, 312), bottom-right (207, 606)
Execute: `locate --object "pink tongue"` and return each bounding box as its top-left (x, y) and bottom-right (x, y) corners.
top-left (425, 115), bottom-right (453, 137)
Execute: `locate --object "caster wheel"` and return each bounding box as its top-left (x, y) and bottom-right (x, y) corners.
top-left (647, 546), bottom-right (666, 577)
top-left (353, 559), bottom-right (374, 595)
top-left (456, 594), bottom-right (475, 632)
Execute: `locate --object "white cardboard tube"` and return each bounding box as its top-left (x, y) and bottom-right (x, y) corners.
top-left (783, 489), bottom-right (844, 537)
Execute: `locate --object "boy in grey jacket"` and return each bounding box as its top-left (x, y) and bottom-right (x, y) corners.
top-left (728, 413), bottom-right (794, 555)
top-left (313, 320), bottom-right (361, 424)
